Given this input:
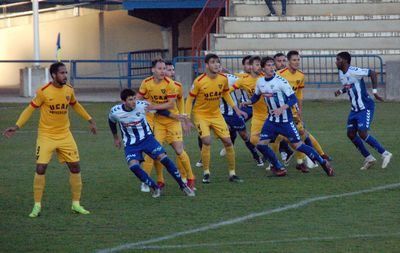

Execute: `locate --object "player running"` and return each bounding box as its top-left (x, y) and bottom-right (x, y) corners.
top-left (334, 51), bottom-right (392, 170)
top-left (108, 89), bottom-right (195, 197)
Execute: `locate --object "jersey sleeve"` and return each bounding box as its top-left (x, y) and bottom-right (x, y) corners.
top-left (108, 109), bottom-right (117, 123)
top-left (232, 77), bottom-right (242, 90)
top-left (254, 79), bottom-right (261, 95)
top-left (222, 77), bottom-right (230, 93)
top-left (138, 80), bottom-right (147, 96)
top-left (351, 67), bottom-right (371, 79)
top-left (296, 76), bottom-right (305, 100)
top-left (188, 80), bottom-right (199, 97)
top-left (69, 88), bottom-right (77, 105)
top-left (30, 89), bottom-right (45, 108)
top-left (280, 79), bottom-right (295, 97)
top-left (166, 82), bottom-right (178, 98)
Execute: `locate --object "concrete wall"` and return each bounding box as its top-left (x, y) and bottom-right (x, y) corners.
top-left (0, 7), bottom-right (195, 88)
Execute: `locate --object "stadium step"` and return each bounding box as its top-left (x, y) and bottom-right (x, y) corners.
top-left (220, 15), bottom-right (400, 33)
top-left (211, 32), bottom-right (400, 50)
top-left (231, 0), bottom-right (400, 16)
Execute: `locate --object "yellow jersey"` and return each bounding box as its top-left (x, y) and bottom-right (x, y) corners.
top-left (139, 76), bottom-right (178, 123)
top-left (189, 73), bottom-right (230, 117)
top-left (233, 74), bottom-right (268, 120)
top-left (29, 82), bottom-right (89, 138)
top-left (278, 68), bottom-right (305, 100)
top-left (174, 80), bottom-right (185, 114)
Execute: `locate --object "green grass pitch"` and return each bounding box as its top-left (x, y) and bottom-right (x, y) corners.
top-left (0, 101), bottom-right (398, 253)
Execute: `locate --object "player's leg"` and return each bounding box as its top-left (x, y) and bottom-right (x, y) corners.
top-left (256, 121), bottom-right (286, 176)
top-left (213, 117), bottom-right (243, 182)
top-left (153, 120), bottom-right (168, 187)
top-left (281, 122), bottom-right (334, 176)
top-left (128, 159), bottom-right (160, 198)
top-left (293, 121), bottom-right (309, 172)
top-left (238, 129), bottom-right (264, 166)
top-left (29, 135), bottom-right (55, 218)
top-left (170, 137), bottom-right (195, 190)
top-left (194, 117), bottom-right (212, 183)
top-left (195, 136), bottom-right (203, 167)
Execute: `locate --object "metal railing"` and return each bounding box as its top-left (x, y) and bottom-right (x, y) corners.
top-left (191, 0), bottom-right (227, 57)
top-left (173, 54), bottom-right (385, 86)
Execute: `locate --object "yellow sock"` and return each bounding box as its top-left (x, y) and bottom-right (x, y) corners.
top-left (270, 142), bottom-right (280, 154)
top-left (225, 145), bottom-right (236, 174)
top-left (178, 150), bottom-right (195, 180)
top-left (33, 173), bottom-right (45, 204)
top-left (201, 144), bottom-right (211, 172)
top-left (142, 155), bottom-right (154, 175)
top-left (69, 172), bottom-right (82, 202)
top-left (154, 160), bottom-right (164, 183)
top-left (176, 157), bottom-right (187, 179)
top-left (309, 134), bottom-right (325, 156)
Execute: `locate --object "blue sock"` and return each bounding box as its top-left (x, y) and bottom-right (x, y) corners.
top-left (160, 156), bottom-right (185, 188)
top-left (352, 136), bottom-right (371, 157)
top-left (304, 136), bottom-right (313, 148)
top-left (279, 140), bottom-right (290, 153)
top-left (230, 130), bottom-right (237, 145)
top-left (296, 143), bottom-right (325, 165)
top-left (364, 135), bottom-right (385, 154)
top-left (129, 164), bottom-right (158, 189)
top-left (245, 140), bottom-right (260, 161)
top-left (257, 144), bottom-right (283, 169)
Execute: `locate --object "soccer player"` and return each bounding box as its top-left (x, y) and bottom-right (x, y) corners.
top-left (242, 57), bottom-right (334, 177)
top-left (185, 53), bottom-right (247, 183)
top-left (334, 51), bottom-right (392, 170)
top-left (108, 89), bottom-right (195, 197)
top-left (2, 62), bottom-right (96, 217)
top-left (138, 58), bottom-right (195, 191)
top-left (219, 71), bottom-right (264, 166)
top-left (279, 50), bottom-right (332, 171)
top-left (274, 53), bottom-right (287, 71)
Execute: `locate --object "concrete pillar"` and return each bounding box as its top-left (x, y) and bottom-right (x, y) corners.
top-left (175, 62), bottom-right (194, 97)
top-left (385, 61), bottom-right (400, 101)
top-left (20, 66), bottom-right (49, 97)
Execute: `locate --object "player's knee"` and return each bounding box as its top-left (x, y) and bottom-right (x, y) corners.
top-left (292, 141), bottom-right (302, 149)
top-left (238, 130), bottom-right (248, 140)
top-left (347, 131), bottom-right (356, 140)
top-left (67, 162), bottom-right (81, 174)
top-left (358, 130), bottom-right (368, 140)
top-left (221, 138), bottom-right (233, 147)
top-left (36, 164), bottom-right (47, 175)
top-left (157, 153), bottom-right (168, 161)
top-left (201, 137), bottom-right (211, 146)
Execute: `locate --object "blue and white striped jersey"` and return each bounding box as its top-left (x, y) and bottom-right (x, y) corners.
top-left (255, 74), bottom-right (295, 123)
top-left (339, 66), bottom-right (373, 111)
top-left (108, 101), bottom-right (153, 146)
top-left (220, 74), bottom-right (240, 116)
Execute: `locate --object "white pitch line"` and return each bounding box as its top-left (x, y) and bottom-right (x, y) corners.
top-left (129, 232), bottom-right (400, 250)
top-left (96, 182), bottom-right (400, 253)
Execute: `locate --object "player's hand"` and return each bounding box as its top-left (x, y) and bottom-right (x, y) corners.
top-left (334, 90), bottom-right (342, 97)
top-left (235, 108), bottom-right (248, 119)
top-left (240, 101), bottom-right (251, 108)
top-left (88, 119), bottom-right (97, 135)
top-left (178, 114), bottom-right (189, 121)
top-left (114, 138), bottom-right (122, 149)
top-left (373, 93), bottom-right (384, 102)
top-left (2, 126), bottom-right (19, 139)
top-left (271, 105), bottom-right (287, 117)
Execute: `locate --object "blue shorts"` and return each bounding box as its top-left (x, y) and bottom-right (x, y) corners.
top-left (260, 120), bottom-right (301, 143)
top-left (223, 114), bottom-right (246, 132)
top-left (124, 135), bottom-right (166, 163)
top-left (240, 105), bottom-right (253, 122)
top-left (347, 107), bottom-right (374, 131)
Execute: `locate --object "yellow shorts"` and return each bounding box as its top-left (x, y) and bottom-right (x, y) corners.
top-left (154, 118), bottom-right (183, 144)
top-left (250, 117), bottom-right (266, 137)
top-left (36, 132), bottom-right (79, 164)
top-left (193, 115), bottom-right (230, 139)
top-left (146, 112), bottom-right (155, 130)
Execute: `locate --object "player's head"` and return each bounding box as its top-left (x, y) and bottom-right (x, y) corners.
top-left (205, 53), bottom-right (221, 74)
top-left (261, 56), bottom-right (275, 77)
top-left (287, 50), bottom-right (300, 70)
top-left (120, 88), bottom-right (137, 109)
top-left (50, 62), bottom-right (68, 85)
top-left (273, 53), bottom-right (287, 70)
top-left (165, 61), bottom-right (175, 80)
top-left (336, 52), bottom-right (351, 70)
top-left (249, 56), bottom-right (261, 75)
top-left (242, 55), bottom-right (252, 74)
top-left (151, 58), bottom-right (166, 80)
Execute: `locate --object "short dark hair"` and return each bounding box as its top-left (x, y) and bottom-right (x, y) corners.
top-left (49, 62), bottom-right (65, 77)
top-left (242, 55), bottom-right (252, 65)
top-left (151, 58), bottom-right (165, 68)
top-left (273, 53), bottom-right (285, 59)
top-left (165, 60), bottom-right (173, 66)
top-left (337, 51), bottom-right (351, 64)
top-left (120, 88), bottom-right (136, 101)
top-left (287, 50), bottom-right (299, 60)
top-left (261, 56), bottom-right (274, 67)
top-left (249, 56), bottom-right (261, 65)
top-left (204, 53), bottom-right (219, 64)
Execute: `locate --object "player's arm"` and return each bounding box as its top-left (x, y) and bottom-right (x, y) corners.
top-left (108, 111), bottom-right (121, 149)
top-left (243, 80), bottom-right (261, 106)
top-left (369, 70), bottom-right (383, 101)
top-left (296, 78), bottom-right (305, 117)
top-left (70, 94), bottom-right (97, 134)
top-left (271, 81), bottom-right (298, 117)
top-left (334, 87), bottom-right (348, 97)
